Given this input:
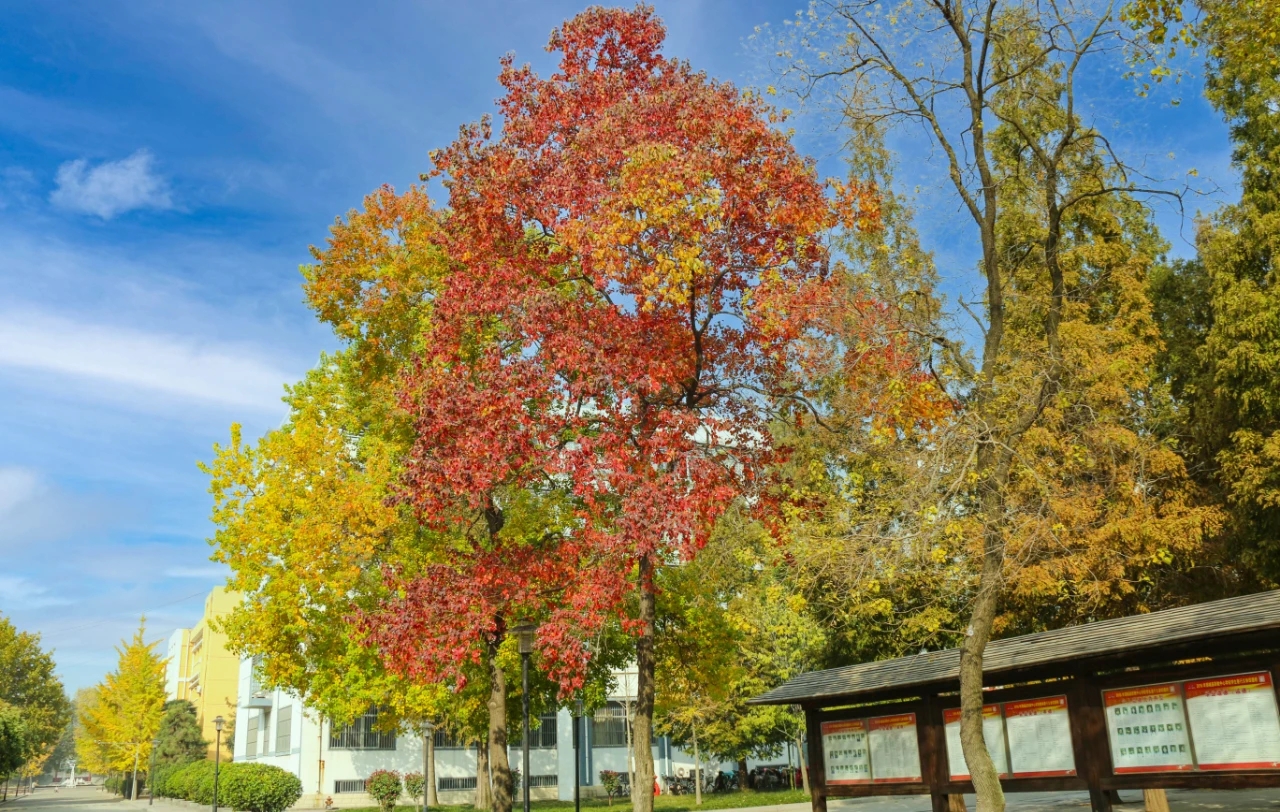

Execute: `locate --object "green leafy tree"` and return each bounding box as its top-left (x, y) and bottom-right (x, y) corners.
top-left (0, 702), bottom-right (30, 783)
top-left (153, 701), bottom-right (207, 767)
top-left (0, 613), bottom-right (70, 778)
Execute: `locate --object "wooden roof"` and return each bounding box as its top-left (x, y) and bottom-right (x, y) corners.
top-left (750, 589), bottom-right (1280, 707)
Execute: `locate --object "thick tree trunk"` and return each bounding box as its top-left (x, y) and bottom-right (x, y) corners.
top-left (132, 751), bottom-right (140, 801)
top-left (476, 743), bottom-right (491, 811)
top-left (488, 638), bottom-right (514, 812)
top-left (631, 555), bottom-right (657, 812)
top-left (736, 759), bottom-right (748, 792)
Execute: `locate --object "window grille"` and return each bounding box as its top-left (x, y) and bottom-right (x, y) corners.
top-left (437, 776), bottom-right (477, 791)
top-left (515, 714), bottom-right (557, 748)
top-left (334, 780), bottom-right (365, 794)
top-left (329, 708), bottom-right (396, 750)
top-left (528, 775), bottom-right (559, 789)
top-left (275, 705), bottom-right (292, 754)
top-left (591, 702), bottom-right (628, 747)
top-left (433, 729), bottom-right (466, 749)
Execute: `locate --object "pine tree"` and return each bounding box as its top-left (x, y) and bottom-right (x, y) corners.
top-left (153, 701), bottom-right (207, 766)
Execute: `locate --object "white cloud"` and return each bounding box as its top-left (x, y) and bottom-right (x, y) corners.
top-left (0, 466), bottom-right (42, 518)
top-left (50, 149), bottom-right (173, 219)
top-left (0, 310), bottom-right (291, 412)
top-left (0, 575), bottom-right (73, 609)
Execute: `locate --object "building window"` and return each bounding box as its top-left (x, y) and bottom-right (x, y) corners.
top-left (329, 708), bottom-right (396, 750)
top-left (275, 705), bottom-right (292, 754)
top-left (334, 780), bottom-right (365, 794)
top-left (246, 713), bottom-right (259, 758)
top-left (433, 729), bottom-right (467, 749)
top-left (515, 714), bottom-right (557, 748)
top-left (438, 777), bottom-right (477, 791)
top-left (528, 775), bottom-right (559, 789)
top-left (591, 702), bottom-right (628, 747)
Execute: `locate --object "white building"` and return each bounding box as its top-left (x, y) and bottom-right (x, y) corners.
top-left (231, 657), bottom-right (794, 808)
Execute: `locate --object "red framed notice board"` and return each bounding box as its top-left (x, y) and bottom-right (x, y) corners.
top-left (821, 719), bottom-right (871, 785)
top-left (868, 713), bottom-right (922, 784)
top-left (1184, 672), bottom-right (1280, 771)
top-left (1004, 696), bottom-right (1077, 778)
top-left (1104, 682), bottom-right (1193, 773)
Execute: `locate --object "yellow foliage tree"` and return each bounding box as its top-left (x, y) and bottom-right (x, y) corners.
top-left (77, 620), bottom-right (166, 799)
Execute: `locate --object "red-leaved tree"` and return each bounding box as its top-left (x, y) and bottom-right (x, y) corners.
top-left (365, 8), bottom-right (882, 812)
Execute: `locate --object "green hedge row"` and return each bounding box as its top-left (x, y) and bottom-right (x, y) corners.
top-left (151, 760), bottom-right (302, 812)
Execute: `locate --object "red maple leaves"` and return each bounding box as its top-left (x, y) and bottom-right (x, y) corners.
top-left (360, 5), bottom-right (885, 697)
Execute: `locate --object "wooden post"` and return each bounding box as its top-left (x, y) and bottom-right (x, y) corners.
top-left (917, 696), bottom-right (950, 812)
top-left (1142, 789), bottom-right (1170, 812)
top-left (804, 708), bottom-right (827, 812)
top-left (1069, 678), bottom-right (1112, 812)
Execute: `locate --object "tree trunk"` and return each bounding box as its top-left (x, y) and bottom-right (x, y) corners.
top-left (487, 637), bottom-right (514, 812)
top-left (957, 457), bottom-right (1010, 812)
top-left (631, 555), bottom-right (657, 812)
top-left (132, 750), bottom-right (141, 801)
top-left (426, 731), bottom-right (438, 807)
top-left (693, 723), bottom-right (701, 807)
top-left (1143, 789), bottom-right (1170, 812)
top-left (476, 742), bottom-right (491, 811)
top-left (796, 736), bottom-right (809, 795)
top-left (736, 759), bottom-right (748, 792)
top-left (948, 794), bottom-right (967, 812)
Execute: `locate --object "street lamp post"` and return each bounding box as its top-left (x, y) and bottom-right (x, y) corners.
top-left (513, 624), bottom-right (536, 812)
top-left (213, 716), bottom-right (225, 812)
top-left (148, 737), bottom-right (160, 806)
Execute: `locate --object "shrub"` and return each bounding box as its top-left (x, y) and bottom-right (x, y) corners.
top-left (218, 763), bottom-right (304, 812)
top-left (167, 760), bottom-right (216, 802)
top-left (403, 771), bottom-right (425, 803)
top-left (599, 771), bottom-right (624, 805)
top-left (104, 775), bottom-right (122, 796)
top-left (365, 769), bottom-right (402, 812)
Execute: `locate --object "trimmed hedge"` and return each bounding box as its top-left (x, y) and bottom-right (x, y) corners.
top-left (154, 759), bottom-right (301, 812)
top-left (219, 763), bottom-right (303, 812)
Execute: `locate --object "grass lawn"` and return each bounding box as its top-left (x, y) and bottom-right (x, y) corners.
top-left (346, 789), bottom-right (810, 812)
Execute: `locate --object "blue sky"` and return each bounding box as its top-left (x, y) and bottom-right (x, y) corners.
top-left (0, 0), bottom-right (1237, 693)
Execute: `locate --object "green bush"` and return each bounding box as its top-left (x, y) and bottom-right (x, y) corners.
top-left (599, 771), bottom-right (624, 805)
top-left (365, 769), bottom-right (402, 812)
top-left (218, 763), bottom-right (303, 812)
top-left (104, 775), bottom-right (122, 796)
top-left (167, 759), bottom-right (216, 801)
top-left (403, 771), bottom-right (424, 803)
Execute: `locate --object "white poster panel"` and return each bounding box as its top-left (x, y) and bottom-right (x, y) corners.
top-left (820, 719), bottom-right (871, 785)
top-left (1004, 695), bottom-right (1077, 778)
top-left (943, 705), bottom-right (1009, 780)
top-left (1185, 671), bottom-right (1280, 770)
top-left (868, 713), bottom-right (922, 783)
top-left (1103, 683), bottom-right (1193, 773)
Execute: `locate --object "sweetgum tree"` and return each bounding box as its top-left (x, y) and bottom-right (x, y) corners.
top-left (368, 9), bottom-right (880, 812)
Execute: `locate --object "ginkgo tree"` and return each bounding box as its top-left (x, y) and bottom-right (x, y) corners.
top-left (78, 620), bottom-right (166, 800)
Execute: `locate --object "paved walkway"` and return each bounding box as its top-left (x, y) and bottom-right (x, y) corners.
top-left (13, 785), bottom-right (1280, 812)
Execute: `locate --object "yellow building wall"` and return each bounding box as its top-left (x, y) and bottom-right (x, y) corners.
top-left (170, 587), bottom-right (242, 759)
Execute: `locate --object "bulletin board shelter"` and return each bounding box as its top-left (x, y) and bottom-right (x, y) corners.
top-left (750, 590), bottom-right (1280, 812)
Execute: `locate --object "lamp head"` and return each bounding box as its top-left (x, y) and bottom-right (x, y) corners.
top-left (214, 715), bottom-right (225, 732)
top-left (512, 623), bottom-right (537, 655)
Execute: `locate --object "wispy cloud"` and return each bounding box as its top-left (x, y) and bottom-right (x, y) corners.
top-left (51, 149), bottom-right (173, 219)
top-left (0, 575), bottom-right (74, 609)
top-left (0, 310), bottom-right (291, 411)
top-left (164, 565), bottom-right (226, 580)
